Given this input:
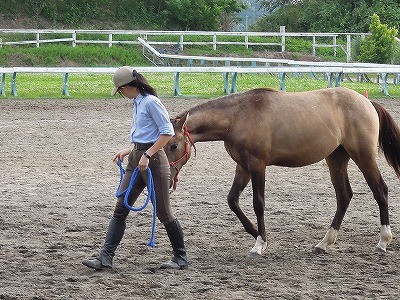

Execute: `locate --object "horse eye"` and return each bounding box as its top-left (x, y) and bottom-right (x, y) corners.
top-left (170, 143), bottom-right (178, 151)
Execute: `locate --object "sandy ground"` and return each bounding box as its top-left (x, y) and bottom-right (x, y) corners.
top-left (0, 94), bottom-right (399, 300)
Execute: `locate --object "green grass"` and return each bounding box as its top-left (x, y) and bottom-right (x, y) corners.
top-left (2, 72), bottom-right (399, 99)
top-left (0, 44), bottom-right (149, 67)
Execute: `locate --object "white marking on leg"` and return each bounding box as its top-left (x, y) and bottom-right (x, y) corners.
top-left (315, 228), bottom-right (338, 252)
top-left (376, 225), bottom-right (392, 252)
top-left (249, 235), bottom-right (267, 256)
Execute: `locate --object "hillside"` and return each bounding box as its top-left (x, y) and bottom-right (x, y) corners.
top-left (0, 18), bottom-right (327, 67)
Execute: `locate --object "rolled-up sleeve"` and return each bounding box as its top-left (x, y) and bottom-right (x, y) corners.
top-left (147, 96), bottom-right (174, 136)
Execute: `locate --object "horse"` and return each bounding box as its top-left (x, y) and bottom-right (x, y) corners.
top-left (164, 87), bottom-right (400, 257)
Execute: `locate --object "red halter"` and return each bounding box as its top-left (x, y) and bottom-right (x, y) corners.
top-left (169, 124), bottom-right (196, 191)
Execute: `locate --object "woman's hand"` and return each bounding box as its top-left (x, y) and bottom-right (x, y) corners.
top-left (138, 154), bottom-right (149, 171)
top-left (113, 148), bottom-right (132, 164)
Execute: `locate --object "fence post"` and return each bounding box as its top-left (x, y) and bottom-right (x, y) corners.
top-left (346, 34), bottom-right (351, 62)
top-left (335, 72), bottom-right (343, 87)
top-left (62, 73), bottom-right (69, 96)
top-left (11, 72), bottom-right (17, 96)
top-left (231, 72), bottom-right (237, 93)
top-left (333, 36), bottom-right (337, 57)
top-left (245, 34), bottom-right (249, 49)
top-left (213, 33), bottom-right (217, 51)
top-left (108, 33), bottom-right (113, 48)
top-left (72, 31), bottom-right (76, 47)
top-left (0, 73), bottom-right (6, 96)
top-left (179, 34), bottom-right (184, 52)
top-left (174, 72), bottom-right (181, 96)
top-left (380, 73), bottom-right (389, 96)
top-left (327, 72), bottom-right (334, 87)
top-left (312, 36), bottom-right (316, 56)
top-left (0, 37), bottom-right (2, 48)
top-left (280, 26), bottom-right (285, 52)
top-left (223, 73), bottom-right (230, 94)
top-left (279, 72), bottom-right (286, 91)
top-left (36, 33), bottom-right (40, 47)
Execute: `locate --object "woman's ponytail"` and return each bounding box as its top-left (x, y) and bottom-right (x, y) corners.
top-left (128, 70), bottom-right (158, 97)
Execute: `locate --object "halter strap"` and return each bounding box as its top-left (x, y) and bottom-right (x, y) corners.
top-left (169, 125), bottom-right (196, 191)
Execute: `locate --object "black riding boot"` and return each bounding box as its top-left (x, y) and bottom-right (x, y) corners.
top-left (82, 217), bottom-right (126, 270)
top-left (161, 219), bottom-right (189, 269)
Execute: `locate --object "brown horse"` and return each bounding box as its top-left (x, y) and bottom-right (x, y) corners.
top-left (164, 87), bottom-right (400, 257)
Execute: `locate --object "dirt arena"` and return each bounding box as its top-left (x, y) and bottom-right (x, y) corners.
top-left (1, 93), bottom-right (399, 299)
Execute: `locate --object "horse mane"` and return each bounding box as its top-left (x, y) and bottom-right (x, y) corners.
top-left (255, 87), bottom-right (278, 93)
top-left (193, 87), bottom-right (278, 110)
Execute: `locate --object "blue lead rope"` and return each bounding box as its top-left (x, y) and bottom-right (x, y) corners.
top-left (115, 160), bottom-right (157, 248)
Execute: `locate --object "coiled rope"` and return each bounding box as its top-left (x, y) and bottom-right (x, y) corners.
top-left (115, 160), bottom-right (157, 248)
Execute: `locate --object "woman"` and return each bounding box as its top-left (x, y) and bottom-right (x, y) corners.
top-left (82, 66), bottom-right (189, 270)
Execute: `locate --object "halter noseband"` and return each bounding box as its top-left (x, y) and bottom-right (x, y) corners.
top-left (169, 124), bottom-right (196, 191)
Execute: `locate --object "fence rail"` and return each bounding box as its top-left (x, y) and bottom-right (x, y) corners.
top-left (0, 28), bottom-right (369, 62)
top-left (1, 66), bottom-right (399, 97)
top-left (138, 37), bottom-right (396, 69)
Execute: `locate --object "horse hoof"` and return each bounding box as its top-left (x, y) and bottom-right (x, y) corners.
top-left (313, 246), bottom-right (327, 254)
top-left (374, 246), bottom-right (387, 253)
top-left (248, 235), bottom-right (267, 258)
top-left (247, 251), bottom-right (262, 259)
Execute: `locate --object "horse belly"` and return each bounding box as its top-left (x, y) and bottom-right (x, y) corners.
top-left (269, 130), bottom-right (340, 167)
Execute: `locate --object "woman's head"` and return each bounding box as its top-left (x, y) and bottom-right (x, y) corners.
top-left (111, 66), bottom-right (157, 97)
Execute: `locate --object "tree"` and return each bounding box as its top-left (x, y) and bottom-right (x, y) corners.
top-left (161, 0), bottom-right (246, 30)
top-left (257, 0), bottom-right (302, 13)
top-left (358, 13), bottom-right (398, 64)
top-left (252, 0), bottom-right (400, 33)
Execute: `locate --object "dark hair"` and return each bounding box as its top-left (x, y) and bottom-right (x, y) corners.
top-left (126, 70), bottom-right (158, 97)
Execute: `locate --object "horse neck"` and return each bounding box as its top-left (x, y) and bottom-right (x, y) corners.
top-left (187, 109), bottom-right (231, 143)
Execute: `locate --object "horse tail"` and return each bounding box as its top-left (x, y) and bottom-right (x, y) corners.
top-left (371, 100), bottom-right (400, 178)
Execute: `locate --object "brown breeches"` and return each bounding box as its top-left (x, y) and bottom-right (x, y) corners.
top-left (112, 148), bottom-right (174, 224)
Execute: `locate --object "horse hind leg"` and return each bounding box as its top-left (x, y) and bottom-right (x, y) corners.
top-left (248, 166), bottom-right (268, 257)
top-left (356, 159), bottom-right (392, 252)
top-left (315, 146), bottom-right (353, 253)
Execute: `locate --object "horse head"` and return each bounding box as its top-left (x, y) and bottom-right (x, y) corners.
top-left (164, 112), bottom-right (196, 191)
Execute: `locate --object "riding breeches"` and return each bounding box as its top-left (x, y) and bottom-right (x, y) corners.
top-left (112, 148), bottom-right (175, 224)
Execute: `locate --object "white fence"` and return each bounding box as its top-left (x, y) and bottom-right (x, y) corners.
top-left (1, 29), bottom-right (398, 97)
top-left (1, 66), bottom-right (399, 97)
top-left (138, 37), bottom-right (396, 69)
top-left (0, 28), bottom-right (368, 62)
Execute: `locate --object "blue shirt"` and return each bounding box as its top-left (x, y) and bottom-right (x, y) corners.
top-left (130, 93), bottom-right (174, 143)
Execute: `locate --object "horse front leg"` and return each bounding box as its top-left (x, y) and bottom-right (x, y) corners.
top-left (248, 168), bottom-right (267, 258)
top-left (227, 164), bottom-right (258, 238)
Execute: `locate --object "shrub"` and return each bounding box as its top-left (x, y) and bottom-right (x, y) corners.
top-left (358, 14), bottom-right (398, 64)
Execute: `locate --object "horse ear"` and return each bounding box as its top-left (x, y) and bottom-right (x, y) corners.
top-left (183, 112), bottom-right (189, 128)
top-left (171, 113), bottom-right (189, 130)
top-left (177, 113), bottom-right (190, 133)
top-left (171, 117), bottom-right (181, 125)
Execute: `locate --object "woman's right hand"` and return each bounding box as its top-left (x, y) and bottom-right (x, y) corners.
top-left (113, 148), bottom-right (132, 164)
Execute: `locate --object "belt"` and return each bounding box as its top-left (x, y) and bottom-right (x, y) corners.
top-left (134, 142), bottom-right (154, 150)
